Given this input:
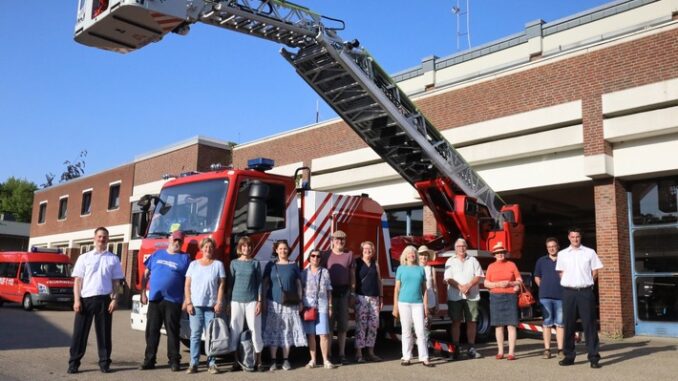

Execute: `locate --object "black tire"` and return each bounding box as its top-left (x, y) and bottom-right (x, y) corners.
top-left (22, 294), bottom-right (34, 311)
top-left (475, 297), bottom-right (493, 342)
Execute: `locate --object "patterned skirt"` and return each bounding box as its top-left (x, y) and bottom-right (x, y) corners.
top-left (262, 300), bottom-right (308, 347)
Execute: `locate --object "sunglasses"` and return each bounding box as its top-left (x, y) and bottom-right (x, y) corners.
top-left (309, 254), bottom-right (320, 258)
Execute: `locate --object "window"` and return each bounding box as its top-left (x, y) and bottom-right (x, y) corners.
top-left (58, 197), bottom-right (68, 220)
top-left (79, 243), bottom-right (94, 254)
top-left (632, 179), bottom-right (678, 225)
top-left (108, 240), bottom-right (124, 259)
top-left (0, 262), bottom-right (19, 278)
top-left (386, 207), bottom-right (423, 237)
top-left (108, 183), bottom-right (121, 210)
top-left (81, 190), bottom-right (92, 215)
top-left (232, 181), bottom-right (286, 234)
top-left (38, 202), bottom-right (47, 224)
top-left (92, 0), bottom-right (109, 18)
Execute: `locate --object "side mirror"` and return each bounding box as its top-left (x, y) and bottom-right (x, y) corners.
top-left (247, 181), bottom-right (269, 231)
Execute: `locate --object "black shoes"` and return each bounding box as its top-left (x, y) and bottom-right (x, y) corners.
top-left (590, 361), bottom-right (602, 369)
top-left (170, 362), bottom-right (181, 372)
top-left (100, 366), bottom-right (111, 373)
top-left (139, 361), bottom-right (155, 370)
top-left (67, 366), bottom-right (79, 374)
top-left (559, 359), bottom-right (575, 366)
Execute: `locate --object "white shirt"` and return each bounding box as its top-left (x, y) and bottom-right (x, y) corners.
top-left (72, 249), bottom-right (125, 298)
top-left (555, 245), bottom-right (603, 288)
top-left (443, 255), bottom-right (484, 301)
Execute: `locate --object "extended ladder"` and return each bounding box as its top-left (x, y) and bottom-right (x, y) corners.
top-left (197, 0), bottom-right (505, 218)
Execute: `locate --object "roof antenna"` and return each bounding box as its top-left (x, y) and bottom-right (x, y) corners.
top-left (452, 0), bottom-right (472, 51)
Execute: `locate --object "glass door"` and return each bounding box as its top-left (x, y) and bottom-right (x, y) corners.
top-left (629, 178), bottom-right (678, 337)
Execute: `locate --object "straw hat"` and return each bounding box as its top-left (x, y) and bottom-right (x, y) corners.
top-left (491, 241), bottom-right (508, 254)
top-left (417, 245), bottom-right (436, 260)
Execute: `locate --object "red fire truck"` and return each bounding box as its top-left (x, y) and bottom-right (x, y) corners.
top-left (74, 0), bottom-right (527, 345)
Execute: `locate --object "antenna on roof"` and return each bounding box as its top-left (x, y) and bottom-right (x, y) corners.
top-left (452, 0), bottom-right (472, 51)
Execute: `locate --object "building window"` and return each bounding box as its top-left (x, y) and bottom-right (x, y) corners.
top-left (386, 207), bottom-right (423, 237)
top-left (38, 202), bottom-right (47, 224)
top-left (108, 240), bottom-right (124, 259)
top-left (81, 190), bottom-right (92, 215)
top-left (108, 183), bottom-right (121, 210)
top-left (79, 242), bottom-right (94, 254)
top-left (58, 197), bottom-right (68, 220)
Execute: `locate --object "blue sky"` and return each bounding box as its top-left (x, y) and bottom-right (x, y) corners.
top-left (0, 0), bottom-right (610, 185)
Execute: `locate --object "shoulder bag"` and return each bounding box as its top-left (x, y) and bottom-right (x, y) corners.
top-left (275, 263), bottom-right (300, 306)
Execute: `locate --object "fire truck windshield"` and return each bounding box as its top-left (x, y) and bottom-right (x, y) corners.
top-left (147, 179), bottom-right (228, 237)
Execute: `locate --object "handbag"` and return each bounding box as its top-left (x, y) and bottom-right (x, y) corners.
top-left (275, 263), bottom-right (300, 306)
top-left (517, 282), bottom-right (536, 308)
top-left (302, 269), bottom-right (322, 321)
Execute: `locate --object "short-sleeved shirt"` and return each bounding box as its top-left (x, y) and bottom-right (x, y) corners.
top-left (186, 259), bottom-right (225, 307)
top-left (355, 259), bottom-right (380, 297)
top-left (145, 249), bottom-right (190, 304)
top-left (443, 255), bottom-right (484, 301)
top-left (72, 250), bottom-right (124, 298)
top-left (555, 245), bottom-right (603, 288)
top-left (396, 265), bottom-right (425, 303)
top-left (230, 259), bottom-right (262, 303)
top-left (263, 261), bottom-right (301, 304)
top-left (485, 260), bottom-right (522, 294)
top-left (321, 250), bottom-right (354, 288)
top-left (302, 267), bottom-right (332, 313)
top-left (534, 255), bottom-right (563, 299)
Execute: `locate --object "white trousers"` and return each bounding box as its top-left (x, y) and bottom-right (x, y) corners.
top-left (399, 302), bottom-right (428, 361)
top-left (230, 301), bottom-right (263, 352)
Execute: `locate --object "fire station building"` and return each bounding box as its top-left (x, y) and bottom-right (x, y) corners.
top-left (30, 0), bottom-right (678, 337)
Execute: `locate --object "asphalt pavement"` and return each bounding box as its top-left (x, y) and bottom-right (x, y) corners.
top-left (0, 303), bottom-right (677, 381)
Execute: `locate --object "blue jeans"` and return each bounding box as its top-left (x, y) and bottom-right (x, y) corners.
top-left (189, 306), bottom-right (216, 367)
top-left (540, 298), bottom-right (563, 327)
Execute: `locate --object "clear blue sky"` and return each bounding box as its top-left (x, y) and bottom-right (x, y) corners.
top-left (0, 0), bottom-right (610, 186)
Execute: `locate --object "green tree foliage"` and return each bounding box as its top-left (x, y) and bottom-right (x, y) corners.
top-left (0, 177), bottom-right (37, 222)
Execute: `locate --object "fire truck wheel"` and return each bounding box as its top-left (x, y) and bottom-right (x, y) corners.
top-left (22, 294), bottom-right (34, 311)
top-left (475, 298), bottom-right (492, 342)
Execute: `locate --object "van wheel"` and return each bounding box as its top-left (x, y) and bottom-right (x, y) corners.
top-left (22, 294), bottom-right (34, 311)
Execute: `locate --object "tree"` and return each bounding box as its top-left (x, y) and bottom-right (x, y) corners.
top-left (41, 150), bottom-right (87, 188)
top-left (0, 177), bottom-right (38, 222)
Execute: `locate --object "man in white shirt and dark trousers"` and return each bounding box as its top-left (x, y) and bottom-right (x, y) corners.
top-left (68, 227), bottom-right (125, 374)
top-left (555, 227), bottom-right (604, 369)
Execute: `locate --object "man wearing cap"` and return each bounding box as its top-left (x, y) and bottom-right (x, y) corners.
top-left (443, 238), bottom-right (484, 359)
top-left (321, 230), bottom-right (355, 365)
top-left (140, 230), bottom-right (191, 371)
top-left (68, 227), bottom-right (125, 374)
top-left (556, 227), bottom-right (603, 369)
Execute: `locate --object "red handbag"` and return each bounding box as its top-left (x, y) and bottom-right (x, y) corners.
top-left (518, 283), bottom-right (535, 308)
top-left (302, 307), bottom-right (318, 321)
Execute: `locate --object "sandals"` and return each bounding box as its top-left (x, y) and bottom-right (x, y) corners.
top-left (400, 360), bottom-right (412, 366)
top-left (495, 354), bottom-right (504, 360)
top-left (422, 361), bottom-right (435, 368)
top-left (366, 354), bottom-right (382, 362)
top-left (507, 354), bottom-right (516, 361)
top-left (356, 357), bottom-right (366, 363)
top-left (305, 361), bottom-right (318, 369)
top-left (323, 362), bottom-right (337, 369)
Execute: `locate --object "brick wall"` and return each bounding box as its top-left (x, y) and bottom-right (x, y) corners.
top-left (30, 164), bottom-right (135, 238)
top-left (594, 179), bottom-right (634, 337)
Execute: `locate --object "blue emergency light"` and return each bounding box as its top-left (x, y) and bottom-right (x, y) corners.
top-left (247, 158), bottom-right (274, 171)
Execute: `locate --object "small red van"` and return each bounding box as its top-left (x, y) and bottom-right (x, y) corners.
top-left (0, 247), bottom-right (74, 310)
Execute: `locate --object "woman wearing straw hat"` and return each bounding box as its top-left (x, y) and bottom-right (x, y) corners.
top-left (484, 242), bottom-right (523, 361)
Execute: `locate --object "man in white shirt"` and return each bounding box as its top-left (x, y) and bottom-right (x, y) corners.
top-left (444, 238), bottom-right (484, 359)
top-left (555, 227), bottom-right (603, 369)
top-left (68, 227), bottom-right (125, 374)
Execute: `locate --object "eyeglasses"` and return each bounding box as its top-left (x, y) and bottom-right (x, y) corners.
top-left (333, 237), bottom-right (346, 241)
top-left (309, 254), bottom-right (320, 258)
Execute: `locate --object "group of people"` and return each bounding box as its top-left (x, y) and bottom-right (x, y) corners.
top-left (66, 225), bottom-right (604, 374)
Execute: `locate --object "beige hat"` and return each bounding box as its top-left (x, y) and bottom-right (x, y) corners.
top-left (331, 230), bottom-right (347, 239)
top-left (491, 241), bottom-right (508, 254)
top-left (417, 245), bottom-right (436, 260)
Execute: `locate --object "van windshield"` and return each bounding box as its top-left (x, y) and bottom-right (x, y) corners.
top-left (29, 262), bottom-right (71, 278)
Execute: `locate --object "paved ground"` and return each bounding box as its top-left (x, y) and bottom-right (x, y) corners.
top-left (1, 303), bottom-right (677, 381)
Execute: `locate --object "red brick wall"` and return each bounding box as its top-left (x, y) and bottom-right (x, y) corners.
top-left (30, 164), bottom-right (135, 238)
top-left (594, 179), bottom-right (634, 337)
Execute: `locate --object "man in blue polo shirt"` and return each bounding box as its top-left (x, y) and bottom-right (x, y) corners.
top-left (534, 237), bottom-right (564, 360)
top-left (139, 230), bottom-right (190, 372)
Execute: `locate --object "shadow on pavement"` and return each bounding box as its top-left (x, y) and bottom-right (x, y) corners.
top-left (0, 304), bottom-right (71, 350)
